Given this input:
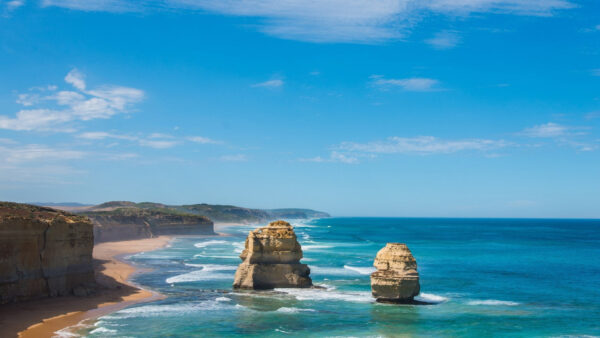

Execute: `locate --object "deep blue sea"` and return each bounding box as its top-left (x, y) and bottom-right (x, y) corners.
top-left (78, 218), bottom-right (600, 337)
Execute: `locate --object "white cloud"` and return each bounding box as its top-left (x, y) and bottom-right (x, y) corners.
top-left (64, 69), bottom-right (86, 90)
top-left (251, 79), bottom-right (284, 88)
top-left (41, 0), bottom-right (574, 43)
top-left (300, 151), bottom-right (360, 164)
top-left (519, 122), bottom-right (596, 151)
top-left (77, 131), bottom-right (136, 140)
top-left (138, 139), bottom-right (179, 149)
top-left (3, 0), bottom-right (24, 14)
top-left (219, 154), bottom-right (247, 162)
top-left (187, 136), bottom-right (220, 144)
top-left (425, 30), bottom-right (461, 49)
top-left (371, 75), bottom-right (441, 91)
top-left (520, 122), bottom-right (569, 138)
top-left (340, 136), bottom-right (507, 155)
top-left (303, 136), bottom-right (507, 164)
top-left (0, 144), bottom-right (85, 163)
top-left (0, 69), bottom-right (144, 132)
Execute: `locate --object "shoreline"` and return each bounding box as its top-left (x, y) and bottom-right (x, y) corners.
top-left (0, 236), bottom-right (172, 338)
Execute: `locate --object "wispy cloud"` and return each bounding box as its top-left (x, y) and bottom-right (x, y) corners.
top-left (371, 75), bottom-right (441, 92)
top-left (520, 122), bottom-right (596, 151)
top-left (138, 139), bottom-right (179, 149)
top-left (251, 79), bottom-right (284, 88)
top-left (0, 144), bottom-right (86, 163)
top-left (520, 122), bottom-right (569, 138)
top-left (340, 136), bottom-right (508, 155)
top-left (300, 151), bottom-right (360, 164)
top-left (425, 30), bottom-right (461, 49)
top-left (187, 136), bottom-right (221, 144)
top-left (40, 0), bottom-right (575, 43)
top-left (303, 136), bottom-right (509, 164)
top-left (0, 69), bottom-right (144, 132)
top-left (78, 131), bottom-right (221, 149)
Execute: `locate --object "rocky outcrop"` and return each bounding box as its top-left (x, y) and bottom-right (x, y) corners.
top-left (87, 208), bottom-right (214, 243)
top-left (370, 243), bottom-right (420, 303)
top-left (0, 202), bottom-right (95, 304)
top-left (233, 220), bottom-right (312, 289)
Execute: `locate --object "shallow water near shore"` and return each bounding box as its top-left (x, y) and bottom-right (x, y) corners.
top-left (81, 218), bottom-right (600, 337)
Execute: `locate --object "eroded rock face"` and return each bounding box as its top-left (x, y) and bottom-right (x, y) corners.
top-left (370, 243), bottom-right (420, 303)
top-left (87, 208), bottom-right (214, 243)
top-left (233, 220), bottom-right (312, 289)
top-left (0, 202), bottom-right (95, 304)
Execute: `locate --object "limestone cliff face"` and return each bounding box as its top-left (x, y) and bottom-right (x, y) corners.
top-left (370, 243), bottom-right (420, 303)
top-left (87, 208), bottom-right (214, 243)
top-left (0, 202), bottom-right (95, 304)
top-left (233, 220), bottom-right (312, 289)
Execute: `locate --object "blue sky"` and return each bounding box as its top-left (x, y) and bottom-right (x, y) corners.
top-left (1, 0), bottom-right (599, 218)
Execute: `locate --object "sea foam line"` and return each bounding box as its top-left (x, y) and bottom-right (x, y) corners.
top-left (194, 240), bottom-right (228, 248)
top-left (415, 293), bottom-right (448, 304)
top-left (467, 299), bottom-right (519, 306)
top-left (343, 265), bottom-right (376, 275)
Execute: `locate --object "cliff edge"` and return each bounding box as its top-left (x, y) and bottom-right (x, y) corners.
top-left (0, 202), bottom-right (95, 304)
top-left (86, 207), bottom-right (214, 243)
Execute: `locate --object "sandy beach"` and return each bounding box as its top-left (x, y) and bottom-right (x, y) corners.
top-left (0, 236), bottom-right (171, 338)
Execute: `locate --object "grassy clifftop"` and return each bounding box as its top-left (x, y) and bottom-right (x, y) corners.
top-left (79, 201), bottom-right (329, 224)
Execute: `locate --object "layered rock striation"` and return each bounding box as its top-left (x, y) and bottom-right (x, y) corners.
top-left (0, 202), bottom-right (95, 304)
top-left (233, 220), bottom-right (312, 289)
top-left (370, 243), bottom-right (420, 303)
top-left (86, 208), bottom-right (214, 243)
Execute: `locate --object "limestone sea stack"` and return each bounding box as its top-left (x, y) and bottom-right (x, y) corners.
top-left (0, 202), bottom-right (95, 304)
top-left (370, 243), bottom-right (420, 303)
top-left (233, 220), bottom-right (312, 289)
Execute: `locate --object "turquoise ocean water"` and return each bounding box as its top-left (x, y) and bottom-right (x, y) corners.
top-left (79, 218), bottom-right (599, 337)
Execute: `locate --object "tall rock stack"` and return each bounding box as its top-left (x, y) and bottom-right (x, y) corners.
top-left (0, 202), bottom-right (95, 304)
top-left (233, 220), bottom-right (312, 289)
top-left (370, 243), bottom-right (420, 303)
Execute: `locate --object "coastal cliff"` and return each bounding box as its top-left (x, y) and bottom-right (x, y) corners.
top-left (233, 220), bottom-right (312, 289)
top-left (370, 243), bottom-right (420, 303)
top-left (86, 207), bottom-right (214, 243)
top-left (45, 201), bottom-right (330, 224)
top-left (0, 202), bottom-right (95, 304)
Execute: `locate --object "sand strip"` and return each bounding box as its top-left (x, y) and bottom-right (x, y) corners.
top-left (0, 236), bottom-right (171, 338)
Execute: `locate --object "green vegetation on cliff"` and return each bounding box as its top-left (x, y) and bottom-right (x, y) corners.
top-left (81, 201), bottom-right (329, 224)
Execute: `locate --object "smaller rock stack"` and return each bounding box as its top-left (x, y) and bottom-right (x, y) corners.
top-left (370, 243), bottom-right (420, 303)
top-left (233, 220), bottom-right (312, 290)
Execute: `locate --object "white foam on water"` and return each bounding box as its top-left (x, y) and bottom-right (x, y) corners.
top-left (194, 240), bottom-right (228, 248)
top-left (183, 263), bottom-right (237, 271)
top-left (103, 300), bottom-right (238, 320)
top-left (193, 254), bottom-right (239, 259)
top-left (343, 265), bottom-right (376, 275)
top-left (275, 288), bottom-right (373, 303)
top-left (415, 293), bottom-right (448, 303)
top-left (166, 265), bottom-right (236, 284)
top-left (232, 242), bottom-right (245, 253)
top-left (276, 307), bottom-right (316, 313)
top-left (467, 299), bottom-right (520, 306)
top-left (53, 322), bottom-right (93, 337)
top-left (216, 296), bottom-right (231, 302)
top-left (89, 327), bottom-right (117, 334)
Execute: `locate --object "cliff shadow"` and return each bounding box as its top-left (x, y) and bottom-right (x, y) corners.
top-left (0, 258), bottom-right (144, 337)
